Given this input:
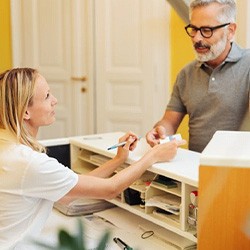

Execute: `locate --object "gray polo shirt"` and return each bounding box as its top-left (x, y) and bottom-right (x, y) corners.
top-left (167, 42), bottom-right (250, 152)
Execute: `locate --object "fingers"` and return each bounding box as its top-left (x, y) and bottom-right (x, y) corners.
top-left (146, 126), bottom-right (166, 147)
top-left (166, 139), bottom-right (186, 153)
top-left (156, 126), bottom-right (167, 138)
top-left (146, 130), bottom-right (160, 147)
top-left (120, 131), bottom-right (185, 155)
top-left (119, 131), bottom-right (138, 142)
top-left (154, 139), bottom-right (186, 162)
top-left (119, 131), bottom-right (140, 151)
top-left (170, 139), bottom-right (186, 153)
top-left (173, 139), bottom-right (187, 147)
top-left (124, 135), bottom-right (137, 151)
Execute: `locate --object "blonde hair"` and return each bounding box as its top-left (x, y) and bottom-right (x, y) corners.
top-left (0, 68), bottom-right (46, 152)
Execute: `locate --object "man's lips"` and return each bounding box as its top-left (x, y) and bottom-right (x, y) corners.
top-left (195, 47), bottom-right (209, 53)
top-left (194, 42), bottom-right (210, 53)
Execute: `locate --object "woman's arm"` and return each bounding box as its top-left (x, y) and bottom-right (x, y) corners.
top-left (87, 131), bottom-right (139, 178)
top-left (60, 139), bottom-right (186, 202)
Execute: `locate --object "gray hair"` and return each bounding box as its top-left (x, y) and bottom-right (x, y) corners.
top-left (189, 0), bottom-right (236, 23)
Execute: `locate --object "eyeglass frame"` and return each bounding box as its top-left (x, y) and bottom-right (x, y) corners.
top-left (184, 22), bottom-right (231, 38)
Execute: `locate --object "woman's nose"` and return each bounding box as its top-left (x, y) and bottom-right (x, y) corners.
top-left (52, 95), bottom-right (58, 105)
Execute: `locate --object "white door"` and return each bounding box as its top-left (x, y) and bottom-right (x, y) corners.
top-left (11, 0), bottom-right (170, 139)
top-left (11, 0), bottom-right (93, 139)
top-left (94, 0), bottom-right (170, 135)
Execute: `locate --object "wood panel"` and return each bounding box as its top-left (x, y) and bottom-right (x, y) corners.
top-left (198, 165), bottom-right (250, 250)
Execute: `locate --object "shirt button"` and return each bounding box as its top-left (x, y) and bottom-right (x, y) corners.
top-left (211, 77), bottom-right (215, 81)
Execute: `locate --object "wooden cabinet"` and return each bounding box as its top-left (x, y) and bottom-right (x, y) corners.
top-left (198, 131), bottom-right (250, 250)
top-left (69, 132), bottom-right (200, 246)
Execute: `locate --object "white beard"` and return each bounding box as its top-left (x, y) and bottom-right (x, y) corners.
top-left (195, 32), bottom-right (228, 62)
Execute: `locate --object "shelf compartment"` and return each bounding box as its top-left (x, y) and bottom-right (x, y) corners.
top-left (151, 209), bottom-right (180, 228)
top-left (69, 138), bottom-right (198, 244)
top-left (150, 182), bottom-right (181, 197)
top-left (108, 198), bottom-right (196, 243)
top-left (145, 194), bottom-right (181, 215)
top-left (150, 175), bottom-right (181, 196)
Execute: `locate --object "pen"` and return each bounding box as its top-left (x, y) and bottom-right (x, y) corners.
top-left (113, 237), bottom-right (133, 250)
top-left (107, 141), bottom-right (127, 150)
top-left (107, 136), bottom-right (141, 150)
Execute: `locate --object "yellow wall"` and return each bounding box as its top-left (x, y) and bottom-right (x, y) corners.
top-left (170, 10), bottom-right (194, 146)
top-left (0, 0), bottom-right (12, 72)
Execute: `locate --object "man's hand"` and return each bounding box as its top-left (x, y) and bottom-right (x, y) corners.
top-left (146, 125), bottom-right (167, 147)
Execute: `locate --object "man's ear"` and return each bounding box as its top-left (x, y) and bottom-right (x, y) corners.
top-left (228, 23), bottom-right (236, 41)
top-left (24, 110), bottom-right (31, 121)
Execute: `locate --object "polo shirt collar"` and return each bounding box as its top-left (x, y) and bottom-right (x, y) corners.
top-left (196, 42), bottom-right (244, 68)
top-left (225, 42), bottom-right (244, 62)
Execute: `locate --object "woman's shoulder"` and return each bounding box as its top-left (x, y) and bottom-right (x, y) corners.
top-left (11, 143), bottom-right (55, 168)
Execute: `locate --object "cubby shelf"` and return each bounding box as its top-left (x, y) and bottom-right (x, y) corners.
top-left (69, 133), bottom-right (200, 246)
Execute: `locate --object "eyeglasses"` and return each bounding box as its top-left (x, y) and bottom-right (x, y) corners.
top-left (185, 23), bottom-right (231, 38)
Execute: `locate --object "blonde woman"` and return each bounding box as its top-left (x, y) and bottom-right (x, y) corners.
top-left (0, 68), bottom-right (186, 249)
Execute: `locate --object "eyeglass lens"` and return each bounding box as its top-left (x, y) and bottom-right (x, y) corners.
top-left (185, 23), bottom-right (230, 38)
top-left (186, 26), bottom-right (213, 38)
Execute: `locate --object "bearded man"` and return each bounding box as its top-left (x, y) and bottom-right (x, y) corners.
top-left (146, 0), bottom-right (250, 153)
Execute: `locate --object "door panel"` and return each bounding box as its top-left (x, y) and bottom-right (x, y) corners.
top-left (94, 0), bottom-right (170, 136)
top-left (11, 0), bottom-right (91, 139)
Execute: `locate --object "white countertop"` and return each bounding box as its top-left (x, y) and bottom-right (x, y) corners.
top-left (70, 132), bottom-right (200, 186)
top-left (201, 131), bottom-right (250, 167)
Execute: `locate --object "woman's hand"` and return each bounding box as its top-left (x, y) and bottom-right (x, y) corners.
top-left (150, 139), bottom-right (186, 163)
top-left (114, 131), bottom-right (140, 163)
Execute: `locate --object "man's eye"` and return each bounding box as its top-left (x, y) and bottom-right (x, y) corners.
top-left (46, 93), bottom-right (50, 99)
top-left (201, 28), bottom-right (211, 34)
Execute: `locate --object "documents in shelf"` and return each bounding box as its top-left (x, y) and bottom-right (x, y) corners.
top-left (146, 194), bottom-right (181, 215)
top-left (53, 198), bottom-right (115, 216)
top-left (153, 208), bottom-right (180, 223)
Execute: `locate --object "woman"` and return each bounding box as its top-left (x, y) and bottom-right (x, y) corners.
top-left (0, 68), bottom-right (186, 249)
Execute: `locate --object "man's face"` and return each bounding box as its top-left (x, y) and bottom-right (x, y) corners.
top-left (189, 3), bottom-right (234, 66)
top-left (193, 29), bottom-right (228, 62)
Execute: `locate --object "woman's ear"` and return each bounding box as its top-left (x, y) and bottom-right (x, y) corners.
top-left (24, 110), bottom-right (31, 121)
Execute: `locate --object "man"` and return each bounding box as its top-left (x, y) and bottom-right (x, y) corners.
top-left (146, 0), bottom-right (250, 153)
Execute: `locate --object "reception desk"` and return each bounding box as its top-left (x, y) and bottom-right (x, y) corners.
top-left (41, 132), bottom-right (200, 249)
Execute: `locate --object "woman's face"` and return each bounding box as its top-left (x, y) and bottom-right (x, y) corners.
top-left (24, 74), bottom-right (57, 135)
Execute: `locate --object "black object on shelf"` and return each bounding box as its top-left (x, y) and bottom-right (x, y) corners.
top-left (124, 188), bottom-right (141, 205)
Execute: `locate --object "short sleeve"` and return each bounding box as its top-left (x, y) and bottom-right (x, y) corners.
top-left (21, 149), bottom-right (78, 201)
top-left (166, 72), bottom-right (187, 114)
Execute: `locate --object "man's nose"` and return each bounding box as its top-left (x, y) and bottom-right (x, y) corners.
top-left (192, 30), bottom-right (204, 42)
